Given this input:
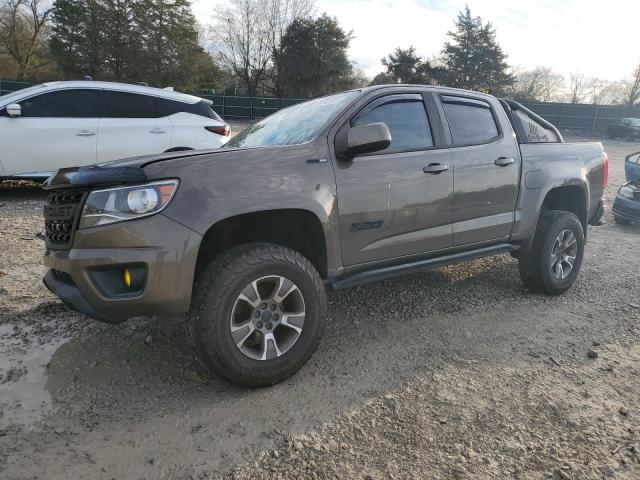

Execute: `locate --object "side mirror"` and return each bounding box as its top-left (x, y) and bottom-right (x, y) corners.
top-left (6, 103), bottom-right (21, 118)
top-left (347, 123), bottom-right (391, 156)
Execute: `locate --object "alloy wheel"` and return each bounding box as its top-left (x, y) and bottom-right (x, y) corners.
top-left (229, 275), bottom-right (306, 360)
top-left (550, 229), bottom-right (578, 279)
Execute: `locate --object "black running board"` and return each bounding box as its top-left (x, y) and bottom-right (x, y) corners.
top-left (328, 243), bottom-right (518, 290)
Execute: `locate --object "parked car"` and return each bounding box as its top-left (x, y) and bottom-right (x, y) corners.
top-left (612, 180), bottom-right (640, 224)
top-left (0, 81), bottom-right (230, 180)
top-left (42, 85), bottom-right (607, 387)
top-left (625, 151), bottom-right (640, 182)
top-left (607, 118), bottom-right (640, 141)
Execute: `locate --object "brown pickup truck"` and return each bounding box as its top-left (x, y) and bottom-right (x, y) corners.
top-left (42, 85), bottom-right (608, 387)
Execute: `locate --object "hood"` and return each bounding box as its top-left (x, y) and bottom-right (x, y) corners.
top-left (43, 148), bottom-right (230, 190)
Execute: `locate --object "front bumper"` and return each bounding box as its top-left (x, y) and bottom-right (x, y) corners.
top-left (612, 195), bottom-right (640, 222)
top-left (43, 214), bottom-right (202, 324)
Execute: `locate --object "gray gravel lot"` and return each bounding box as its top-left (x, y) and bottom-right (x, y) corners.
top-left (0, 137), bottom-right (639, 479)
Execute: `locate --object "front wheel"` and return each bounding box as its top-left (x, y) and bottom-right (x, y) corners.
top-left (189, 243), bottom-right (327, 387)
top-left (518, 211), bottom-right (585, 295)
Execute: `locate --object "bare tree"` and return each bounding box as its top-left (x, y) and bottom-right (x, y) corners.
top-left (210, 0), bottom-right (315, 96)
top-left (586, 78), bottom-right (630, 105)
top-left (0, 0), bottom-right (52, 79)
top-left (537, 68), bottom-right (565, 102)
top-left (513, 66), bottom-right (565, 102)
top-left (626, 64), bottom-right (640, 106)
top-left (509, 66), bottom-right (565, 102)
top-left (567, 72), bottom-right (592, 104)
top-left (211, 0), bottom-right (271, 96)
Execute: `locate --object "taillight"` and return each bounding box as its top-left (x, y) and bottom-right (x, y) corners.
top-left (602, 152), bottom-right (608, 188)
top-left (205, 125), bottom-right (230, 136)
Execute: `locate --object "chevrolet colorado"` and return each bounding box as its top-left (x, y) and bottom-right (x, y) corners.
top-left (42, 85), bottom-right (608, 387)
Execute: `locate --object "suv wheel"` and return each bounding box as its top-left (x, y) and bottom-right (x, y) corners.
top-left (189, 243), bottom-right (327, 387)
top-left (518, 210), bottom-right (585, 295)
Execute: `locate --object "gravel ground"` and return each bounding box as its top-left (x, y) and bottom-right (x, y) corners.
top-left (0, 137), bottom-right (639, 479)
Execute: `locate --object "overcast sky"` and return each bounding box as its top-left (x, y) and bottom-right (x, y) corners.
top-left (192, 0), bottom-right (640, 81)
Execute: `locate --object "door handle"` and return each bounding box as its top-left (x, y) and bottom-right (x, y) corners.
top-left (495, 157), bottom-right (515, 167)
top-left (76, 130), bottom-right (96, 137)
top-left (149, 128), bottom-right (167, 134)
top-left (423, 163), bottom-right (449, 174)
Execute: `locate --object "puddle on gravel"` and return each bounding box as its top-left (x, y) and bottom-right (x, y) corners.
top-left (0, 322), bottom-right (69, 428)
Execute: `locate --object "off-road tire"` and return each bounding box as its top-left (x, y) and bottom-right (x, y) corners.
top-left (614, 215), bottom-right (632, 225)
top-left (189, 243), bottom-right (327, 387)
top-left (518, 210), bottom-right (585, 295)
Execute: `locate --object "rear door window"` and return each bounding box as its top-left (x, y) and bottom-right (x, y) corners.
top-left (351, 96), bottom-right (433, 154)
top-left (102, 91), bottom-right (159, 118)
top-left (441, 96), bottom-right (500, 146)
top-left (19, 89), bottom-right (100, 118)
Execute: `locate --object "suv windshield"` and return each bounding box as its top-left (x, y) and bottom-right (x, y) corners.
top-left (226, 90), bottom-right (359, 148)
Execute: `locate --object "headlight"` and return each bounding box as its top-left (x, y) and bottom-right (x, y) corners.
top-left (618, 184), bottom-right (636, 199)
top-left (79, 180), bottom-right (178, 229)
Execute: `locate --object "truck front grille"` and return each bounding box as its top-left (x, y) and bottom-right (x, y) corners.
top-left (44, 190), bottom-right (88, 249)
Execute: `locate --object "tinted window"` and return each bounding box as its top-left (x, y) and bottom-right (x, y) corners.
top-left (103, 91), bottom-right (158, 118)
top-left (227, 91), bottom-right (359, 148)
top-left (513, 109), bottom-right (560, 143)
top-left (352, 99), bottom-right (433, 154)
top-left (442, 97), bottom-right (499, 146)
top-left (19, 89), bottom-right (99, 118)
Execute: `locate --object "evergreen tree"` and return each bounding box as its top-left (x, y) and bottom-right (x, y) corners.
top-left (49, 0), bottom-right (103, 78)
top-left (442, 6), bottom-right (513, 93)
top-left (133, 0), bottom-right (216, 88)
top-left (379, 46), bottom-right (442, 85)
top-left (49, 0), bottom-right (218, 88)
top-left (278, 14), bottom-right (352, 97)
top-left (369, 71), bottom-right (394, 86)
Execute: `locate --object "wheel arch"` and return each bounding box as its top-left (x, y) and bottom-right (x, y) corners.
top-left (540, 184), bottom-right (589, 231)
top-left (516, 182), bottom-right (589, 253)
top-left (194, 208), bottom-right (329, 283)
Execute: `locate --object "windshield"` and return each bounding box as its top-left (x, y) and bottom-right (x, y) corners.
top-left (226, 91), bottom-right (359, 148)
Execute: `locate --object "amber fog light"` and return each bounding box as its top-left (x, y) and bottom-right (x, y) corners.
top-left (89, 265), bottom-right (146, 298)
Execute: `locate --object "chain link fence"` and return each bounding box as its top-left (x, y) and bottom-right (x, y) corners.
top-left (2, 79), bottom-right (640, 131)
top-left (518, 101), bottom-right (640, 133)
top-left (0, 79), bottom-right (37, 96)
top-left (201, 94), bottom-right (306, 120)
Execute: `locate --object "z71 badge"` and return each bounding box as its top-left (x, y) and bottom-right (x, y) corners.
top-left (350, 220), bottom-right (384, 232)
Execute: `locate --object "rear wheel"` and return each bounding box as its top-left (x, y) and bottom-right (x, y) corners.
top-left (189, 243), bottom-right (327, 387)
top-left (518, 211), bottom-right (585, 295)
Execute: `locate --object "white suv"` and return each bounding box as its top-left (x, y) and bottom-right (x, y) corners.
top-left (0, 81), bottom-right (230, 179)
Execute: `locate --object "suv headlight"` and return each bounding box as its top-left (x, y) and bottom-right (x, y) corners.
top-left (618, 184), bottom-right (636, 199)
top-left (79, 180), bottom-right (179, 229)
